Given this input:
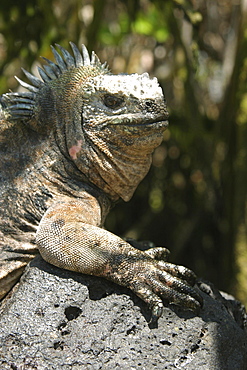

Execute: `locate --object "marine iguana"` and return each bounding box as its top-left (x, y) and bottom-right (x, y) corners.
top-left (0, 43), bottom-right (202, 321)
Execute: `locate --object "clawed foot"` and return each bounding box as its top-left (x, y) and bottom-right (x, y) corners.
top-left (103, 244), bottom-right (203, 323)
top-left (109, 245), bottom-right (203, 323)
top-left (141, 247), bottom-right (203, 323)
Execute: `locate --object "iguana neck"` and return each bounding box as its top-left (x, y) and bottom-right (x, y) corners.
top-left (77, 128), bottom-right (163, 202)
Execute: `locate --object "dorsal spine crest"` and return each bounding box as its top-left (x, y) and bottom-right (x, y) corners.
top-left (1, 43), bottom-right (108, 122)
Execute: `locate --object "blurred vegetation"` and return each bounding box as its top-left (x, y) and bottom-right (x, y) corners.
top-left (0, 0), bottom-right (246, 305)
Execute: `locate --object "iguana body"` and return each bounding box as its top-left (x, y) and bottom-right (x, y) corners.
top-left (0, 43), bottom-right (202, 321)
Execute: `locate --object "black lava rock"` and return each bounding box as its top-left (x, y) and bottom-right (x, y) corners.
top-left (0, 255), bottom-right (246, 369)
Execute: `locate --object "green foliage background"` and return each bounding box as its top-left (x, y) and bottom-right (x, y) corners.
top-left (0, 0), bottom-right (246, 304)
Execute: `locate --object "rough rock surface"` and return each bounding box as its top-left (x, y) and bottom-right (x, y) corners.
top-left (0, 256), bottom-right (246, 370)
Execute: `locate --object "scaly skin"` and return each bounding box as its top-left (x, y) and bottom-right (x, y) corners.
top-left (0, 43), bottom-right (202, 320)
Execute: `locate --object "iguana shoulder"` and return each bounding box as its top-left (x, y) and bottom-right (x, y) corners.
top-left (0, 43), bottom-right (202, 321)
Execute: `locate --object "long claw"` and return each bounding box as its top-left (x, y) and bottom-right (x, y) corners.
top-left (150, 302), bottom-right (163, 324)
top-left (157, 260), bottom-right (197, 286)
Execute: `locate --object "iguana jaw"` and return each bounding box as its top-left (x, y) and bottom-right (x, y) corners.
top-left (107, 115), bottom-right (169, 129)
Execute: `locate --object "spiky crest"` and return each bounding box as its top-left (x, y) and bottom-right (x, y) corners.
top-left (1, 42), bottom-right (108, 121)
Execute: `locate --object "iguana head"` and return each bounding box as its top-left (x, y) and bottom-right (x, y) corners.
top-left (2, 43), bottom-right (168, 201)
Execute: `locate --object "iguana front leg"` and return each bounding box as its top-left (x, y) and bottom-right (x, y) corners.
top-left (36, 198), bottom-right (202, 321)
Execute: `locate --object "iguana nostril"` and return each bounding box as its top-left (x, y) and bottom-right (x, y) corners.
top-left (145, 100), bottom-right (155, 112)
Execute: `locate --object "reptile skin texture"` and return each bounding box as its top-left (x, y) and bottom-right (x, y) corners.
top-left (0, 43), bottom-right (202, 321)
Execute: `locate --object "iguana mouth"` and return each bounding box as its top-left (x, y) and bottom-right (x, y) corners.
top-left (142, 118), bottom-right (169, 127)
top-left (108, 114), bottom-right (169, 128)
top-left (122, 121), bottom-right (168, 130)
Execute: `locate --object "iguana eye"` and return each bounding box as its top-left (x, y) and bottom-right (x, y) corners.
top-left (103, 94), bottom-right (124, 109)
